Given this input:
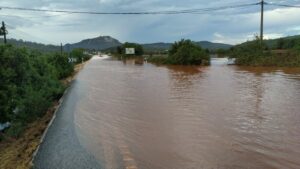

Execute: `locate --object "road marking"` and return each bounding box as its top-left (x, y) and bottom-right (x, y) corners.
top-left (115, 132), bottom-right (139, 169)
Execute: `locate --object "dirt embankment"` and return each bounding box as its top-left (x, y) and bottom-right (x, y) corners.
top-left (0, 61), bottom-right (88, 169)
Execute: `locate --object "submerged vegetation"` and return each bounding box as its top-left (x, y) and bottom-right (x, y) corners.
top-left (113, 42), bottom-right (144, 59)
top-left (148, 39), bottom-right (210, 65)
top-left (0, 44), bottom-right (90, 138)
top-left (230, 36), bottom-right (300, 67)
top-left (107, 35), bottom-right (300, 67)
top-left (147, 36), bottom-right (300, 67)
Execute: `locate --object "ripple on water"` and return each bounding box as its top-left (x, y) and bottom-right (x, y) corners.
top-left (74, 58), bottom-right (300, 169)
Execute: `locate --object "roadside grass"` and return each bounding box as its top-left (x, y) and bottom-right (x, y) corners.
top-left (0, 103), bottom-right (57, 169)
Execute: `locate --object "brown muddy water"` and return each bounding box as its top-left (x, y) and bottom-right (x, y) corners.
top-left (74, 56), bottom-right (300, 169)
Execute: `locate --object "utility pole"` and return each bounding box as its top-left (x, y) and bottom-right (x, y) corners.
top-left (60, 43), bottom-right (63, 55)
top-left (1, 21), bottom-right (7, 44)
top-left (260, 0), bottom-right (264, 44)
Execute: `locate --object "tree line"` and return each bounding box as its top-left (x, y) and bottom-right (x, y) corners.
top-left (107, 39), bottom-right (210, 65)
top-left (0, 44), bottom-right (90, 139)
top-left (148, 39), bottom-right (210, 65)
top-left (108, 36), bottom-right (300, 67)
top-left (230, 36), bottom-right (300, 66)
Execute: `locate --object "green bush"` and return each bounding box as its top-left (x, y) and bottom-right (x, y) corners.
top-left (6, 122), bottom-right (25, 138)
top-left (0, 133), bottom-right (4, 141)
top-left (70, 48), bottom-right (91, 63)
top-left (230, 36), bottom-right (300, 67)
top-left (48, 53), bottom-right (74, 79)
top-left (0, 44), bottom-right (75, 137)
top-left (167, 39), bottom-right (210, 65)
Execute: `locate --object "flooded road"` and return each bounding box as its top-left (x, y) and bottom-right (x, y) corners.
top-left (74, 56), bottom-right (300, 169)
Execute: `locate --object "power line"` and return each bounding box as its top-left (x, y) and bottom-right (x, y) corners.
top-left (0, 2), bottom-right (260, 15)
top-left (1, 1), bottom-right (300, 46)
top-left (1, 2), bottom-right (298, 15)
top-left (265, 2), bottom-right (300, 8)
top-left (2, 2), bottom-right (300, 16)
top-left (175, 3), bottom-right (260, 13)
top-left (0, 13), bottom-right (70, 19)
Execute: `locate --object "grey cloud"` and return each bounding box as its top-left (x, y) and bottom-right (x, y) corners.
top-left (0, 0), bottom-right (300, 44)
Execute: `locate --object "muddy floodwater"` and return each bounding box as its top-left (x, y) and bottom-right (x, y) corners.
top-left (74, 56), bottom-right (300, 169)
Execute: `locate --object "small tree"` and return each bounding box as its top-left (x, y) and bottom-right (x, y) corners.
top-left (70, 48), bottom-right (90, 63)
top-left (167, 39), bottom-right (210, 65)
top-left (230, 36), bottom-right (271, 65)
top-left (48, 53), bottom-right (74, 79)
top-left (276, 38), bottom-right (285, 49)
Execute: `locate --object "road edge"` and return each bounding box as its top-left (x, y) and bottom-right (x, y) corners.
top-left (30, 58), bottom-right (91, 168)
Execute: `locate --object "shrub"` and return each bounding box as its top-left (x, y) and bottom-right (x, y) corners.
top-left (230, 36), bottom-right (300, 67)
top-left (6, 122), bottom-right (25, 138)
top-left (0, 133), bottom-right (4, 141)
top-left (230, 36), bottom-right (271, 66)
top-left (0, 44), bottom-right (75, 137)
top-left (167, 39), bottom-right (210, 65)
top-left (48, 53), bottom-right (74, 79)
top-left (70, 48), bottom-right (91, 63)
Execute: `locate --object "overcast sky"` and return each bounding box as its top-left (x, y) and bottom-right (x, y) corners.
top-left (0, 0), bottom-right (300, 45)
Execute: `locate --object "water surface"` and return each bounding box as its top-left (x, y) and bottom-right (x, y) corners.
top-left (74, 56), bottom-right (300, 169)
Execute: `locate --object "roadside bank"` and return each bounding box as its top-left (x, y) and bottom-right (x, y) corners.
top-left (0, 60), bottom-right (89, 169)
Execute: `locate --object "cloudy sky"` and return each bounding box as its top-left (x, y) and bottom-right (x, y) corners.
top-left (0, 0), bottom-right (300, 45)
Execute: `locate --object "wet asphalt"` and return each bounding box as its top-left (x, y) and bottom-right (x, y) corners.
top-left (33, 80), bottom-right (102, 169)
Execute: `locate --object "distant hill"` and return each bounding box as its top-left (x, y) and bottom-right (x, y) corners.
top-left (142, 41), bottom-right (232, 52)
top-left (237, 35), bottom-right (300, 49)
top-left (264, 35), bottom-right (300, 48)
top-left (142, 43), bottom-right (172, 51)
top-left (64, 36), bottom-right (122, 51)
top-left (0, 38), bottom-right (60, 52)
top-left (195, 41), bottom-right (232, 50)
top-left (0, 36), bottom-right (121, 52)
top-left (0, 36), bottom-right (233, 53)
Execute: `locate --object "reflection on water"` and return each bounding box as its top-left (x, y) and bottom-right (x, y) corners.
top-left (122, 58), bottom-right (144, 65)
top-left (167, 65), bottom-right (206, 91)
top-left (74, 57), bottom-right (300, 169)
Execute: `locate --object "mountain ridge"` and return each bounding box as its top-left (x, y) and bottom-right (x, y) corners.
top-left (63, 36), bottom-right (122, 51)
top-left (3, 35), bottom-right (299, 52)
top-left (64, 36), bottom-right (233, 51)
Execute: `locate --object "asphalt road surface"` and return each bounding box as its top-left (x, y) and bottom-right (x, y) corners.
top-left (33, 80), bottom-right (102, 169)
